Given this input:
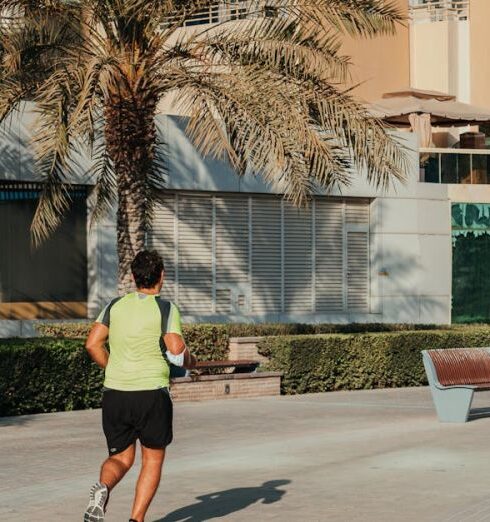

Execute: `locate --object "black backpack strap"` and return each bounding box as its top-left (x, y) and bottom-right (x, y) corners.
top-left (155, 296), bottom-right (171, 335)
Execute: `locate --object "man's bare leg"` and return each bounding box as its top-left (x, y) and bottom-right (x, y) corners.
top-left (129, 446), bottom-right (166, 522)
top-left (84, 444), bottom-right (136, 521)
top-left (100, 443), bottom-right (136, 490)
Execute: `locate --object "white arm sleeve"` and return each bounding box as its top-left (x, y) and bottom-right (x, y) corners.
top-left (166, 350), bottom-right (185, 367)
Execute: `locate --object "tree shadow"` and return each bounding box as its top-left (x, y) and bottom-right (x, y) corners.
top-left (154, 479), bottom-right (291, 522)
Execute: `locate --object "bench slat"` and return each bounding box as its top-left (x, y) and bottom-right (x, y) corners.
top-left (427, 349), bottom-right (490, 387)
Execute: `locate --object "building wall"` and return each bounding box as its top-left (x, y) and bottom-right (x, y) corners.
top-left (469, 0), bottom-right (490, 108)
top-left (341, 0), bottom-right (410, 102)
top-left (0, 116), bottom-right (452, 327)
top-left (410, 19), bottom-right (470, 102)
top-left (86, 119), bottom-right (452, 325)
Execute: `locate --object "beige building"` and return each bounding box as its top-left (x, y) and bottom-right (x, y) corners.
top-left (342, 0), bottom-right (410, 102)
top-left (343, 0), bottom-right (490, 109)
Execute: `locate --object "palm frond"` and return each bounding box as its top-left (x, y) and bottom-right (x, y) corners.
top-left (285, 0), bottom-right (405, 38)
top-left (30, 70), bottom-right (77, 245)
top-left (88, 134), bottom-right (116, 226)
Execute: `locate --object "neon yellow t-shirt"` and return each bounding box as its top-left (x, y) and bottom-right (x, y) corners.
top-left (96, 292), bottom-right (182, 391)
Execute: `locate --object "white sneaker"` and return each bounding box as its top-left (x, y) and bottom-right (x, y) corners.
top-left (84, 482), bottom-right (109, 522)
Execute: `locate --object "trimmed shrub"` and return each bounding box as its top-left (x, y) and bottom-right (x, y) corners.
top-left (181, 324), bottom-right (229, 361)
top-left (37, 320), bottom-right (452, 341)
top-left (0, 327), bottom-right (229, 416)
top-left (37, 322), bottom-right (91, 338)
top-left (0, 338), bottom-right (103, 416)
top-left (36, 323), bottom-right (230, 361)
top-left (4, 326), bottom-right (490, 415)
top-left (257, 327), bottom-right (490, 395)
top-left (228, 322), bottom-right (450, 337)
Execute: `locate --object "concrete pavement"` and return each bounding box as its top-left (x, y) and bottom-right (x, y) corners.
top-left (2, 387), bottom-right (490, 521)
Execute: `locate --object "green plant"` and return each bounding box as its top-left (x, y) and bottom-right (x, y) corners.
top-left (257, 327), bottom-right (490, 395)
top-left (227, 322), bottom-right (450, 337)
top-left (0, 338), bottom-right (103, 416)
top-left (37, 321), bottom-right (453, 340)
top-left (0, 328), bottom-right (230, 416)
top-left (181, 325), bottom-right (229, 361)
top-left (4, 325), bottom-right (490, 415)
top-left (36, 322), bottom-right (230, 360)
top-left (37, 322), bottom-right (92, 339)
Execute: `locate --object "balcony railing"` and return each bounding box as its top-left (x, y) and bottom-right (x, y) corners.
top-left (409, 0), bottom-right (469, 23)
top-left (163, 1), bottom-right (279, 28)
top-left (420, 148), bottom-right (490, 184)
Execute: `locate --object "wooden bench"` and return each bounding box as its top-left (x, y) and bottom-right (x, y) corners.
top-left (422, 348), bottom-right (490, 422)
top-left (195, 360), bottom-right (260, 374)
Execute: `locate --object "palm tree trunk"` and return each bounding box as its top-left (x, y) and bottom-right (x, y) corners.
top-left (104, 96), bottom-right (157, 294)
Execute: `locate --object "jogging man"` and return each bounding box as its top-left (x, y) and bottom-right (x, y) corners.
top-left (84, 250), bottom-right (196, 522)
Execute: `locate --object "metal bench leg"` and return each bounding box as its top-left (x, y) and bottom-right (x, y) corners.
top-left (422, 353), bottom-right (475, 423)
top-left (429, 387), bottom-right (474, 423)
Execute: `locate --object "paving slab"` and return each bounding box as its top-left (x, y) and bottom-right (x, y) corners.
top-left (2, 387), bottom-right (490, 521)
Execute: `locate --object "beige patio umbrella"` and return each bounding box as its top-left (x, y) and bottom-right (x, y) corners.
top-left (369, 88), bottom-right (490, 129)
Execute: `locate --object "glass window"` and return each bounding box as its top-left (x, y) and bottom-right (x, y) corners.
top-left (0, 183), bottom-right (87, 304)
top-left (421, 153), bottom-right (440, 183)
top-left (472, 154), bottom-right (490, 184)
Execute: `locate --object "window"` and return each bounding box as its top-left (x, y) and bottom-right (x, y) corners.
top-left (0, 182), bottom-right (87, 316)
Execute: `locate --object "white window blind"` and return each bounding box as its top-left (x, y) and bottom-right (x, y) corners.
top-left (177, 194), bottom-right (213, 314)
top-left (283, 202), bottom-right (313, 312)
top-left (251, 198), bottom-right (282, 313)
top-left (149, 193), bottom-right (370, 317)
top-left (148, 196), bottom-right (176, 301)
top-left (346, 199), bottom-right (370, 312)
top-left (315, 199), bottom-right (344, 312)
top-left (347, 231), bottom-right (370, 311)
top-left (215, 195), bottom-right (250, 314)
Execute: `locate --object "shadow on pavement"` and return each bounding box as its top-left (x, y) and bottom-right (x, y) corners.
top-left (469, 407), bottom-right (490, 422)
top-left (154, 479), bottom-right (291, 522)
top-left (0, 415), bottom-right (33, 427)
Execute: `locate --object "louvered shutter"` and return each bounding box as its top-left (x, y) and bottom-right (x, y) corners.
top-left (315, 199), bottom-right (344, 311)
top-left (346, 200), bottom-right (370, 312)
top-left (177, 194), bottom-right (213, 314)
top-left (251, 197), bottom-right (281, 313)
top-left (149, 192), bottom-right (370, 320)
top-left (215, 195), bottom-right (250, 314)
top-left (148, 194), bottom-right (177, 301)
top-left (283, 202), bottom-right (313, 312)
top-left (346, 199), bottom-right (370, 225)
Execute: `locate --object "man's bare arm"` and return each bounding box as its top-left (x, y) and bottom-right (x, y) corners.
top-left (86, 323), bottom-right (110, 369)
top-left (164, 333), bottom-right (197, 370)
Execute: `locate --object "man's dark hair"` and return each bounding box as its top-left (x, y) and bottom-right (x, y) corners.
top-left (131, 250), bottom-right (164, 289)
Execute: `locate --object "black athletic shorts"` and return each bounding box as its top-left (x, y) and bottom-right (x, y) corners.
top-left (102, 388), bottom-right (173, 455)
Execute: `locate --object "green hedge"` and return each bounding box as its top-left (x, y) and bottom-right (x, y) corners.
top-left (37, 321), bottom-right (450, 341)
top-left (180, 324), bottom-right (229, 361)
top-left (227, 322), bottom-right (450, 337)
top-left (4, 326), bottom-right (490, 415)
top-left (37, 323), bottom-right (230, 361)
top-left (36, 321), bottom-right (450, 365)
top-left (0, 327), bottom-right (229, 416)
top-left (257, 327), bottom-right (490, 395)
top-left (0, 338), bottom-right (102, 416)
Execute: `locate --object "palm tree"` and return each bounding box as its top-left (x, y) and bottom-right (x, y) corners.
top-left (0, 0), bottom-right (407, 293)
